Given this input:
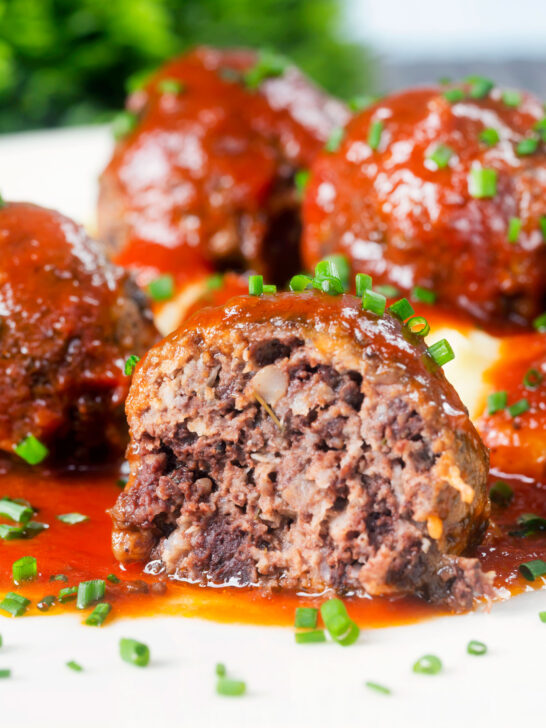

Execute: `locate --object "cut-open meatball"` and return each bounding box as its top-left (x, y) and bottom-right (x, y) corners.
top-left (0, 202), bottom-right (158, 463)
top-left (112, 291), bottom-right (491, 609)
top-left (303, 81), bottom-right (546, 328)
top-left (98, 46), bottom-right (349, 286)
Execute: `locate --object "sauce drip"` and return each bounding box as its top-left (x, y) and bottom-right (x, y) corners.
top-left (0, 465), bottom-right (544, 627)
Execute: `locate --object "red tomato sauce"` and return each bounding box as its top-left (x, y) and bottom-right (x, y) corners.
top-left (0, 463), bottom-right (544, 628)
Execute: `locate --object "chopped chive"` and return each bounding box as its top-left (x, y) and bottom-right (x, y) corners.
top-left (215, 663), bottom-right (226, 677)
top-left (0, 521), bottom-right (47, 541)
top-left (50, 574), bottom-right (68, 583)
top-left (362, 289), bottom-right (386, 316)
top-left (325, 127), bottom-right (345, 153)
top-left (502, 90), bottom-right (522, 108)
top-left (244, 50), bottom-right (287, 90)
top-left (355, 273), bottom-right (372, 297)
top-left (120, 638), bottom-right (150, 667)
top-left (533, 312), bottom-right (546, 332)
top-left (406, 315), bottom-right (430, 337)
top-left (511, 513), bottom-right (546, 538)
top-left (427, 144), bottom-right (453, 169)
top-left (479, 127), bottom-right (500, 146)
top-left (375, 284), bottom-right (400, 298)
top-left (507, 217), bottom-right (522, 243)
top-left (295, 169), bottom-right (310, 197)
top-left (37, 595), bottom-right (55, 612)
top-left (248, 275), bottom-right (263, 296)
top-left (14, 435), bottom-right (48, 465)
top-left (534, 117), bottom-right (546, 141)
top-left (487, 390), bottom-right (507, 415)
top-left (0, 194), bottom-right (5, 208)
top-left (58, 586), bottom-right (78, 602)
top-left (368, 120), bottom-right (384, 151)
top-left (508, 398), bottom-right (530, 417)
top-left (519, 559), bottom-right (546, 581)
top-left (348, 94), bottom-right (380, 112)
top-left (107, 573), bottom-right (120, 584)
top-left (289, 274), bottom-right (313, 292)
top-left (158, 78), bottom-right (184, 95)
top-left (467, 76), bottom-right (494, 99)
top-left (0, 669), bottom-right (11, 678)
top-left (413, 654), bottom-right (442, 675)
top-left (66, 661), bottom-right (83, 672)
top-left (489, 480), bottom-right (513, 506)
top-left (320, 598), bottom-right (360, 646)
top-left (85, 602), bottom-right (111, 626)
top-left (216, 677), bottom-right (246, 696)
top-left (411, 286), bottom-right (436, 304)
top-left (540, 217), bottom-right (546, 240)
top-left (323, 254), bottom-right (350, 290)
top-left (294, 606), bottom-right (318, 629)
top-left (13, 556), bottom-right (37, 583)
top-left (467, 640), bottom-right (487, 656)
top-left (112, 110), bottom-right (138, 140)
top-left (469, 167), bottom-right (497, 198)
top-left (314, 275), bottom-right (344, 295)
top-left (0, 498), bottom-right (33, 524)
top-left (77, 580), bottom-right (106, 610)
top-left (206, 273), bottom-right (224, 291)
top-left (539, 612), bottom-right (546, 623)
top-left (443, 88), bottom-right (464, 103)
top-left (389, 298), bottom-right (415, 321)
top-left (365, 681), bottom-right (391, 695)
top-left (148, 274), bottom-right (174, 302)
top-left (57, 513), bottom-right (89, 525)
top-left (427, 339), bottom-right (455, 366)
top-left (295, 629), bottom-right (326, 644)
top-left (124, 355), bottom-right (140, 376)
top-left (117, 477), bottom-right (128, 489)
top-left (0, 592), bottom-right (30, 617)
top-left (516, 137), bottom-right (538, 156)
top-left (523, 368), bottom-right (543, 389)
top-left (262, 284), bottom-right (277, 294)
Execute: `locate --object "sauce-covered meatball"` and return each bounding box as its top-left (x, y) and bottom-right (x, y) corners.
top-left (303, 82), bottom-right (546, 328)
top-left (112, 291), bottom-right (491, 610)
top-left (98, 46), bottom-right (349, 287)
top-left (0, 202), bottom-right (158, 463)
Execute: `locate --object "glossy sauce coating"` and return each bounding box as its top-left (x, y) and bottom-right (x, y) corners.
top-left (478, 332), bottom-right (546, 479)
top-left (0, 202), bottom-right (157, 461)
top-left (303, 85), bottom-right (546, 328)
top-left (98, 46), bottom-right (349, 286)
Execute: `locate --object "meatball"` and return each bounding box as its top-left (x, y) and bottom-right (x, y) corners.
top-left (302, 82), bottom-right (546, 327)
top-left (111, 291), bottom-right (491, 610)
top-left (0, 202), bottom-right (158, 463)
top-left (98, 46), bottom-right (349, 286)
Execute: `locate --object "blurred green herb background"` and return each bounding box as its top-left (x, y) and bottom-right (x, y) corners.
top-left (0, 0), bottom-right (372, 133)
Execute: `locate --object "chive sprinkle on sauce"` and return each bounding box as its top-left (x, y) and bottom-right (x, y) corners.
top-left (124, 354), bottom-right (140, 376)
top-left (66, 661), bottom-right (83, 672)
top-left (469, 167), bottom-right (497, 198)
top-left (148, 273), bottom-right (175, 302)
top-left (57, 513), bottom-right (89, 525)
top-left (519, 559), bottom-right (546, 581)
top-left (14, 435), bottom-right (49, 465)
top-left (523, 368), bottom-right (543, 389)
top-left (368, 120), bottom-right (384, 151)
top-left (325, 126), bottom-right (345, 153)
top-left (489, 480), bottom-right (513, 506)
top-left (487, 390), bottom-right (507, 415)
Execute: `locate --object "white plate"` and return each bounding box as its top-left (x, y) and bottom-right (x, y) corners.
top-left (0, 127), bottom-right (543, 728)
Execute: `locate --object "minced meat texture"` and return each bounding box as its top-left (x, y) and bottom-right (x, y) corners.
top-left (111, 291), bottom-right (492, 610)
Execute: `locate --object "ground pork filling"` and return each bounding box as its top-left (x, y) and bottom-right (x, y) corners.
top-left (119, 335), bottom-right (489, 609)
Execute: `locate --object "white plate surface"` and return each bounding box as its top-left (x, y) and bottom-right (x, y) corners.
top-left (0, 127), bottom-right (543, 728)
